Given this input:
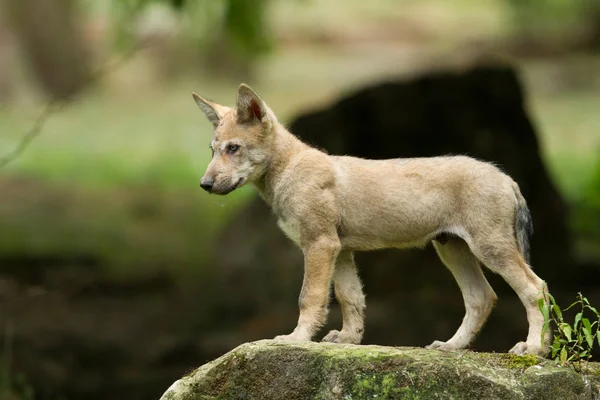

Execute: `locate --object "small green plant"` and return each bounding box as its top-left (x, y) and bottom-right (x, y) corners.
top-left (539, 291), bottom-right (600, 366)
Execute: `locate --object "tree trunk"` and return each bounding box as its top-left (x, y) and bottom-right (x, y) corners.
top-left (6, 0), bottom-right (91, 100)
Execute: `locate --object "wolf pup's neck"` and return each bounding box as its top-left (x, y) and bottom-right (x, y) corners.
top-left (252, 123), bottom-right (309, 204)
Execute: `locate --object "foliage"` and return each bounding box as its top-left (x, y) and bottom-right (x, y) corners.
top-left (220, 0), bottom-right (272, 58)
top-left (540, 290), bottom-right (600, 366)
top-left (107, 0), bottom-right (272, 60)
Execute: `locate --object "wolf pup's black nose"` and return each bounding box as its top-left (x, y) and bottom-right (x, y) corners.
top-left (200, 178), bottom-right (214, 192)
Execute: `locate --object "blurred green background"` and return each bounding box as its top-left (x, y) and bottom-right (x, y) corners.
top-left (1, 0), bottom-right (600, 399)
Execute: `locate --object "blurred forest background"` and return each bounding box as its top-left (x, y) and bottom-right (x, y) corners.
top-left (1, 0), bottom-right (600, 399)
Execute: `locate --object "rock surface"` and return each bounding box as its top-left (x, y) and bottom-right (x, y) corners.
top-left (160, 340), bottom-right (600, 400)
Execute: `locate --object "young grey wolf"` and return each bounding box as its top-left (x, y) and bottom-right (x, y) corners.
top-left (192, 84), bottom-right (550, 356)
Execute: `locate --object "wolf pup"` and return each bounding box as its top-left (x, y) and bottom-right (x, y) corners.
top-left (192, 84), bottom-right (550, 356)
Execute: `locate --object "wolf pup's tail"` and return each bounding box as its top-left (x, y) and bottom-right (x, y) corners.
top-left (512, 181), bottom-right (534, 264)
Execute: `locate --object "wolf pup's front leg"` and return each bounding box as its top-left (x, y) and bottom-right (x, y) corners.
top-left (321, 251), bottom-right (365, 344)
top-left (275, 235), bottom-right (340, 341)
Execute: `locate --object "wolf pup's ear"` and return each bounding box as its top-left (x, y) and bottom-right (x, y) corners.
top-left (236, 84), bottom-right (267, 124)
top-left (192, 92), bottom-right (225, 128)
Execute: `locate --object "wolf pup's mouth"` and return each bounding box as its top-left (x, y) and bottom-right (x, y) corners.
top-left (219, 178), bottom-right (244, 195)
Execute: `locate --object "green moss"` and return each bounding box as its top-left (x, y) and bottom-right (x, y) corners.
top-left (504, 353), bottom-right (541, 369)
top-left (475, 351), bottom-right (541, 370)
top-left (348, 371), bottom-right (407, 397)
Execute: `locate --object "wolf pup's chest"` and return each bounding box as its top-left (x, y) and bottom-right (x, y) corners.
top-left (277, 217), bottom-right (302, 245)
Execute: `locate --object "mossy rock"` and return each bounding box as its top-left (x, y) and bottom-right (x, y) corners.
top-left (159, 340), bottom-right (600, 400)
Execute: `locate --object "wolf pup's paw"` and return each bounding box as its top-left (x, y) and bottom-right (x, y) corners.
top-left (274, 332), bottom-right (308, 342)
top-left (321, 330), bottom-right (361, 344)
top-left (509, 341), bottom-right (545, 356)
top-left (426, 340), bottom-right (462, 351)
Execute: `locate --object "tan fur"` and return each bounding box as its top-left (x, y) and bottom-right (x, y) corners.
top-left (192, 84), bottom-right (551, 356)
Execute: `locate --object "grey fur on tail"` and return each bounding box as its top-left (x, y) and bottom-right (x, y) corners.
top-left (513, 182), bottom-right (534, 264)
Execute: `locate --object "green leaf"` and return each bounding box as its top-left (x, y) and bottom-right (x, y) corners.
top-left (551, 341), bottom-right (561, 358)
top-left (553, 304), bottom-right (563, 321)
top-left (540, 299), bottom-right (550, 344)
top-left (541, 321), bottom-right (549, 345)
top-left (574, 312), bottom-right (582, 330)
top-left (583, 318), bottom-right (594, 347)
top-left (582, 295), bottom-right (590, 306)
top-left (552, 339), bottom-right (561, 349)
top-left (539, 298), bottom-right (549, 318)
top-left (560, 346), bottom-right (568, 363)
top-left (559, 323), bottom-right (572, 341)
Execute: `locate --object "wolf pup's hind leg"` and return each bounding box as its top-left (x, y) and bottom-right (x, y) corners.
top-left (427, 236), bottom-right (497, 351)
top-left (468, 236), bottom-right (548, 356)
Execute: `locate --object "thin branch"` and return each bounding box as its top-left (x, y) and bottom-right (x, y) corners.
top-left (0, 40), bottom-right (148, 169)
top-left (0, 101), bottom-right (62, 168)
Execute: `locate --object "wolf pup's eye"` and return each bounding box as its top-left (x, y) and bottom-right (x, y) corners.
top-left (227, 144), bottom-right (240, 154)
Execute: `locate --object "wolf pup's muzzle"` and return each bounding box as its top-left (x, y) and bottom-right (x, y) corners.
top-left (200, 177), bottom-right (214, 193)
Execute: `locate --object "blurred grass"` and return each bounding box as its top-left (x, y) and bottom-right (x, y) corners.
top-left (1, 83), bottom-right (211, 188)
